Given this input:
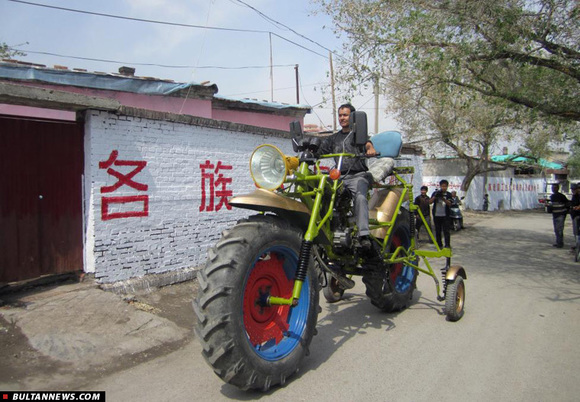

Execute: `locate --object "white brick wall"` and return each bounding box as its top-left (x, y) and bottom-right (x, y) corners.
top-left (83, 110), bottom-right (424, 284)
top-left (84, 110), bottom-right (293, 283)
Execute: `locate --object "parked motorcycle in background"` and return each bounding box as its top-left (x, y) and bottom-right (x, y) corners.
top-left (450, 192), bottom-right (464, 231)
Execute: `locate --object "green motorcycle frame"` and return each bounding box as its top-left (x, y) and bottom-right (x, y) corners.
top-left (193, 113), bottom-right (466, 391)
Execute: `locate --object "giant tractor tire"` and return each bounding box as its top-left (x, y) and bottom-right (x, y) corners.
top-left (363, 209), bottom-right (418, 312)
top-left (193, 215), bottom-right (320, 391)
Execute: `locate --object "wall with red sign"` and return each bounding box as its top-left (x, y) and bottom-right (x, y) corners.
top-left (422, 175), bottom-right (545, 211)
top-left (83, 110), bottom-right (294, 283)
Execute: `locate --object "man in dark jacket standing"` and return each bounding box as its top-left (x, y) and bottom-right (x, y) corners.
top-left (319, 103), bottom-right (377, 250)
top-left (549, 183), bottom-right (569, 248)
top-left (570, 184), bottom-right (580, 249)
top-left (414, 185), bottom-right (433, 241)
top-left (430, 180), bottom-right (453, 249)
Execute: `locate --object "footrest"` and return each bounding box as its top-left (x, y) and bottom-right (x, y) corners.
top-left (393, 166), bottom-right (414, 174)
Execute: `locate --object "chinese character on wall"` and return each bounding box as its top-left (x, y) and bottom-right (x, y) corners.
top-left (200, 160), bottom-right (233, 212)
top-left (99, 150), bottom-right (149, 220)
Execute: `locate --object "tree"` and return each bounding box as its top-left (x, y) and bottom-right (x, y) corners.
top-left (0, 41), bottom-right (26, 59)
top-left (318, 0), bottom-right (579, 186)
top-left (318, 0), bottom-right (580, 122)
top-left (388, 72), bottom-right (555, 190)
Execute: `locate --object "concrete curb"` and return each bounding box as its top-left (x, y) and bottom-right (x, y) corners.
top-left (99, 266), bottom-right (200, 295)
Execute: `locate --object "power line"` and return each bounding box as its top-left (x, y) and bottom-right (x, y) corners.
top-left (13, 48), bottom-right (296, 70)
top-left (224, 81), bottom-right (327, 97)
top-left (7, 0), bottom-right (329, 59)
top-left (8, 0), bottom-right (266, 33)
top-left (299, 72), bottom-right (333, 130)
top-left (230, 0), bottom-right (339, 57)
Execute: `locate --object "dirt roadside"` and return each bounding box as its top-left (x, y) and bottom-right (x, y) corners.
top-left (0, 278), bottom-right (199, 391)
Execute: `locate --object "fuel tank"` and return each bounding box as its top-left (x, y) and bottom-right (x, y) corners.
top-left (368, 188), bottom-right (403, 238)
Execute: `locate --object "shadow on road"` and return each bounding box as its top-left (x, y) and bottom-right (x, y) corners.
top-left (219, 292), bottom-right (405, 399)
top-left (219, 212), bottom-right (580, 398)
top-left (448, 221), bottom-right (580, 306)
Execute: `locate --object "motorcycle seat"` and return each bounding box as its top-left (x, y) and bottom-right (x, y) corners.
top-left (370, 131), bottom-right (402, 158)
top-left (367, 131), bottom-right (401, 183)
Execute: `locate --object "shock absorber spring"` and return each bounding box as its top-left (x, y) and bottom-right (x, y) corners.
top-left (409, 210), bottom-right (416, 239)
top-left (441, 264), bottom-right (449, 295)
top-left (295, 240), bottom-right (313, 282)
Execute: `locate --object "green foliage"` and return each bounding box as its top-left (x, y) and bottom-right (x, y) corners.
top-left (0, 42), bottom-right (26, 59)
top-left (567, 135), bottom-right (580, 176)
top-left (317, 0), bottom-right (580, 180)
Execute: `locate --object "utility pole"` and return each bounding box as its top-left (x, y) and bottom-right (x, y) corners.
top-left (294, 64), bottom-right (300, 104)
top-left (269, 33), bottom-right (274, 102)
top-left (483, 149), bottom-right (489, 210)
top-left (329, 51), bottom-right (337, 131)
top-left (374, 74), bottom-right (380, 134)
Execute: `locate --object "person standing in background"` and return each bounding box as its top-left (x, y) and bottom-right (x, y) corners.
top-left (430, 180), bottom-right (453, 249)
top-left (483, 194), bottom-right (489, 211)
top-left (414, 186), bottom-right (433, 242)
top-left (570, 184), bottom-right (580, 249)
top-left (548, 183), bottom-right (569, 248)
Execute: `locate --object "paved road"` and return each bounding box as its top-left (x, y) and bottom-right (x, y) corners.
top-left (91, 211), bottom-right (580, 401)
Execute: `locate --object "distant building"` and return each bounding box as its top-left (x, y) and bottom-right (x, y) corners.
top-left (422, 156), bottom-right (567, 211)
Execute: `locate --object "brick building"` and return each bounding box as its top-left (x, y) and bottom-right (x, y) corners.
top-left (0, 61), bottom-right (309, 288)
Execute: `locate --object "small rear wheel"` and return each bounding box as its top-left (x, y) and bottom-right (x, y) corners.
top-left (575, 245), bottom-right (580, 262)
top-left (322, 276), bottom-right (345, 303)
top-left (445, 276), bottom-right (465, 321)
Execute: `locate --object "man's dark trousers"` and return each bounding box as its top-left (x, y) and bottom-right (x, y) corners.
top-left (433, 216), bottom-right (450, 248)
top-left (553, 214), bottom-right (566, 247)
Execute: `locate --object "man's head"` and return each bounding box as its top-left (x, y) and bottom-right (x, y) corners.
top-left (439, 179), bottom-right (449, 192)
top-left (338, 103), bottom-right (355, 132)
top-left (451, 190), bottom-right (457, 197)
top-left (552, 183), bottom-right (560, 193)
top-left (576, 183), bottom-right (580, 193)
top-left (420, 185), bottom-right (428, 195)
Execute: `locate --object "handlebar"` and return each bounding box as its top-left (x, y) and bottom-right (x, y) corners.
top-left (319, 152), bottom-right (381, 159)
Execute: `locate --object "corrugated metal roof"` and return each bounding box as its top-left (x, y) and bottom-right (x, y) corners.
top-left (490, 154), bottom-right (563, 169)
top-left (213, 95), bottom-right (311, 111)
top-left (0, 60), bottom-right (311, 111)
top-left (0, 61), bottom-right (208, 95)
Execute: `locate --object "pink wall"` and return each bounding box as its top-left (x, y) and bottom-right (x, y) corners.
top-left (0, 104), bottom-right (76, 121)
top-left (2, 81), bottom-right (304, 130)
top-left (212, 108), bottom-right (298, 132)
top-left (11, 82), bottom-right (214, 118)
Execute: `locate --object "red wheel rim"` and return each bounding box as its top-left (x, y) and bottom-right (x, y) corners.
top-left (243, 252), bottom-right (293, 346)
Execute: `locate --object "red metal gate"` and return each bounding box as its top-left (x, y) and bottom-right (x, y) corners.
top-left (0, 115), bottom-right (84, 283)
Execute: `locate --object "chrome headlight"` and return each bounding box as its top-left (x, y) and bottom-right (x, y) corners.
top-left (250, 145), bottom-right (288, 190)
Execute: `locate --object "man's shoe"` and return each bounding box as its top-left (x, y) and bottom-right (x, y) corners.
top-left (360, 236), bottom-right (372, 252)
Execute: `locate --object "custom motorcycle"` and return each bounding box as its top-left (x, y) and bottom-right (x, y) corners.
top-left (193, 112), bottom-right (466, 391)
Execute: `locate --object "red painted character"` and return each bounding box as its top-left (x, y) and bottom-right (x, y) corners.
top-left (99, 150), bottom-right (149, 220)
top-left (200, 160), bottom-right (233, 212)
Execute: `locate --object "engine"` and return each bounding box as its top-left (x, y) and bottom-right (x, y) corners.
top-left (332, 227), bottom-right (353, 254)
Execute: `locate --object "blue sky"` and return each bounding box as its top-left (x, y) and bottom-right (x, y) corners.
top-left (0, 0), bottom-right (397, 131)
